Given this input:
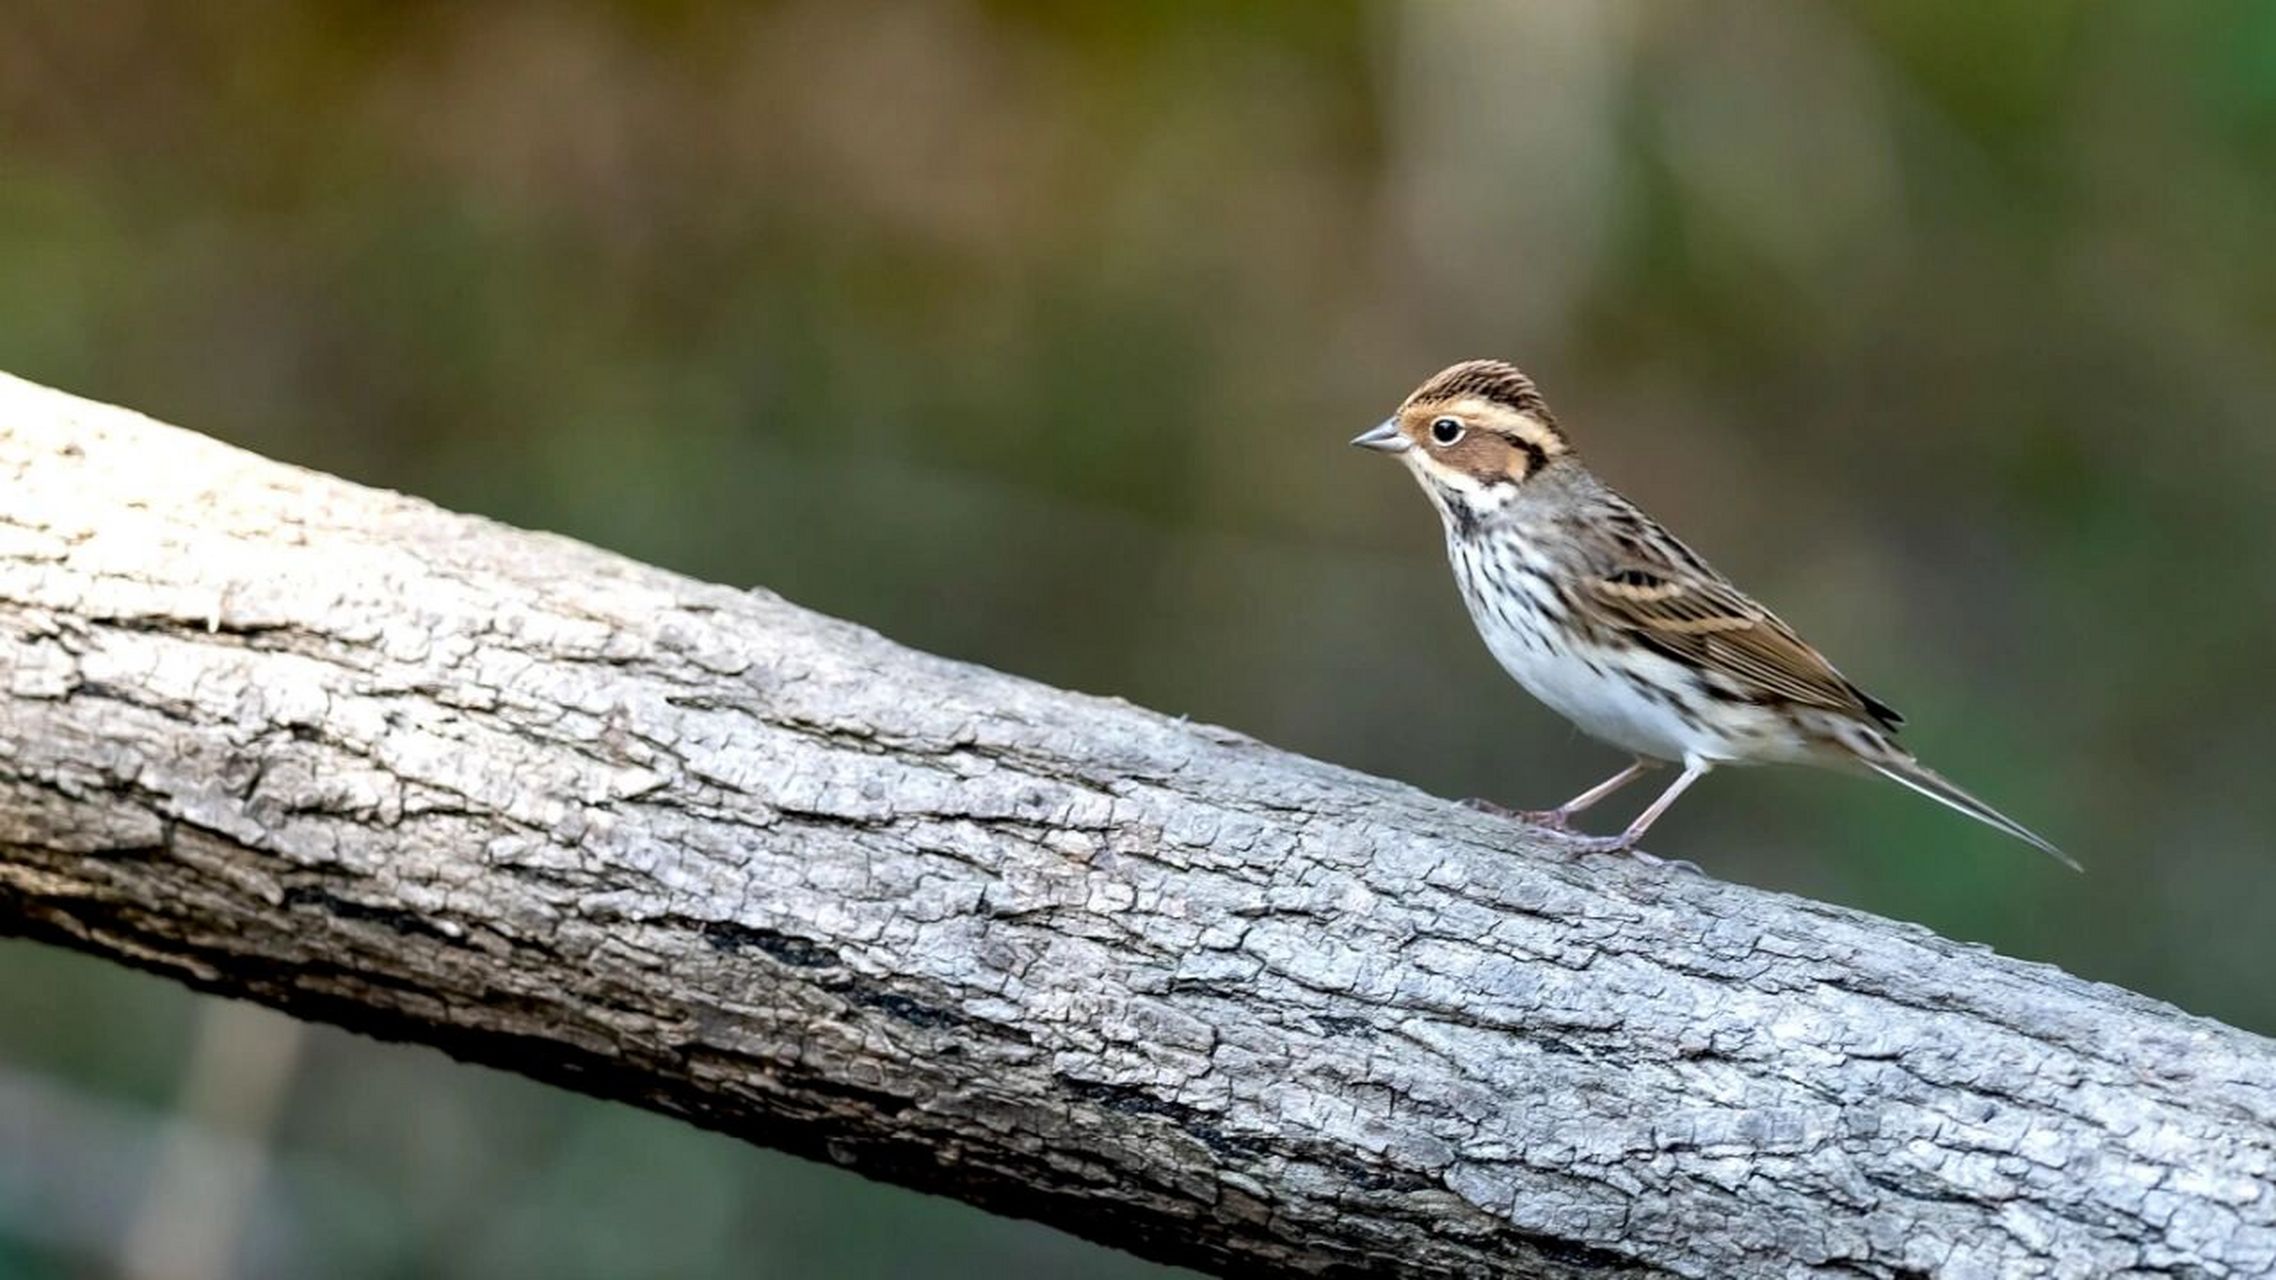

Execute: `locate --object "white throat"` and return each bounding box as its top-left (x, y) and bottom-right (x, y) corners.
top-left (1408, 461), bottom-right (1517, 534)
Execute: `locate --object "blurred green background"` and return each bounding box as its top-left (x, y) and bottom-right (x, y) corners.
top-left (4, 1), bottom-right (2274, 1276)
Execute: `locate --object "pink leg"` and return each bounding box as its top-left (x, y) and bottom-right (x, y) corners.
top-left (1465, 759), bottom-right (1656, 831)
top-left (1562, 759), bottom-right (1713, 865)
top-left (1541, 759), bottom-right (1658, 826)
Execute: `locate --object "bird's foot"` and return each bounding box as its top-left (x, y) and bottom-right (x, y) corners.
top-left (1461, 797), bottom-right (1574, 831)
top-left (1628, 847), bottom-right (1704, 876)
top-left (1559, 832), bottom-right (1703, 875)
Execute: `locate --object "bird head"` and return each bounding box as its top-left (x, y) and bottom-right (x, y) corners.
top-left (1352, 359), bottom-right (1571, 522)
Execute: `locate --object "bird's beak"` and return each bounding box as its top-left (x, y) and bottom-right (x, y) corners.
top-left (1351, 418), bottom-right (1408, 453)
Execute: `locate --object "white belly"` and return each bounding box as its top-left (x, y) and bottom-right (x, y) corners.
top-left (1446, 530), bottom-right (1787, 765)
top-left (1472, 613), bottom-right (1705, 761)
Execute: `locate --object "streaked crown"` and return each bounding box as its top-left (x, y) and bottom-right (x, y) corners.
top-left (1402, 359), bottom-right (1561, 435)
top-left (1354, 360), bottom-right (1571, 508)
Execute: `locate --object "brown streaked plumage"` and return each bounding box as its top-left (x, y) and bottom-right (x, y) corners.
top-left (1353, 358), bottom-right (2074, 869)
top-left (1405, 359), bottom-right (1563, 432)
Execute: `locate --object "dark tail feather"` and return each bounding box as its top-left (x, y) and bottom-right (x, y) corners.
top-left (1865, 756), bottom-right (2080, 872)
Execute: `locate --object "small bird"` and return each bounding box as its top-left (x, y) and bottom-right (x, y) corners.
top-left (1354, 359), bottom-right (2075, 870)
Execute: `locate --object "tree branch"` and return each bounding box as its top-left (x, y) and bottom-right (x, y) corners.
top-left (1, 371), bottom-right (2270, 1279)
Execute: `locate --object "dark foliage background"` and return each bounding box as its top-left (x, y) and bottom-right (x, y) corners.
top-left (3, 2), bottom-right (2272, 1276)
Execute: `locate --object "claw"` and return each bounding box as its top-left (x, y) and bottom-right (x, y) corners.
top-left (1627, 847), bottom-right (1705, 876)
top-left (1557, 833), bottom-right (1702, 875)
top-left (1461, 797), bottom-right (1700, 872)
top-left (1461, 798), bottom-right (1574, 832)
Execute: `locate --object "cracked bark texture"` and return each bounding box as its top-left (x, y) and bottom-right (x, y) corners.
top-left (0, 372), bottom-right (2271, 1280)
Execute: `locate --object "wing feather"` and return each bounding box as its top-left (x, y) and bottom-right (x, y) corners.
top-left (1579, 555), bottom-right (1902, 730)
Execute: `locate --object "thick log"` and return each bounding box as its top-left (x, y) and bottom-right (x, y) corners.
top-left (0, 372), bottom-right (2270, 1279)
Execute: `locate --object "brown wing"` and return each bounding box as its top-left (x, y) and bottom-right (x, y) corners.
top-left (1579, 563), bottom-right (1904, 730)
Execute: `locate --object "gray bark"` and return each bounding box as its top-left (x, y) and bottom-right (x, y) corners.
top-left (0, 370), bottom-right (2271, 1280)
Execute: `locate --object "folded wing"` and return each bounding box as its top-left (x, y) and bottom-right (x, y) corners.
top-left (1580, 564), bottom-right (1904, 731)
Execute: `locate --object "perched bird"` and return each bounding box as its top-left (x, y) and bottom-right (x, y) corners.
top-left (1353, 359), bottom-right (2075, 870)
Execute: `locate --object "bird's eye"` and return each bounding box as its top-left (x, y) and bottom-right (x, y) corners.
top-left (1430, 416), bottom-right (1464, 445)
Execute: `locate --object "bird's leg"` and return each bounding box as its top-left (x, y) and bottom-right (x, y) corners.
top-left (1464, 759), bottom-right (1655, 831)
top-left (1561, 759), bottom-right (1713, 871)
top-left (1535, 759), bottom-right (1658, 830)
